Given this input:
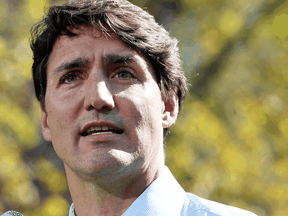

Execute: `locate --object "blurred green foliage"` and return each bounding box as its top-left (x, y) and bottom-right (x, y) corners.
top-left (0, 0), bottom-right (287, 215)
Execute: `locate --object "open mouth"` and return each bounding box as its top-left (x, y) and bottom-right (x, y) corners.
top-left (81, 126), bottom-right (124, 136)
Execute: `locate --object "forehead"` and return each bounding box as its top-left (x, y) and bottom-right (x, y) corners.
top-left (49, 28), bottom-right (129, 60)
top-left (47, 27), bottom-right (153, 74)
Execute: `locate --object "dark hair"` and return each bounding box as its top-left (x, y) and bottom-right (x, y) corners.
top-left (30, 0), bottom-right (187, 135)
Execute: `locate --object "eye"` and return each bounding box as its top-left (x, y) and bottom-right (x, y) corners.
top-left (113, 68), bottom-right (135, 80)
top-left (61, 72), bottom-right (80, 84)
top-left (116, 71), bottom-right (133, 79)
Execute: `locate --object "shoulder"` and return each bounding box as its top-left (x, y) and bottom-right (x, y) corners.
top-left (182, 192), bottom-right (257, 216)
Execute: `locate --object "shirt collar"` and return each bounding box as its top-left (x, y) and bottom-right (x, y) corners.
top-left (69, 203), bottom-right (75, 216)
top-left (122, 166), bottom-right (186, 216)
top-left (69, 166), bottom-right (186, 216)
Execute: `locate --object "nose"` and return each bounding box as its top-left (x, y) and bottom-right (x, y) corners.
top-left (83, 76), bottom-right (115, 112)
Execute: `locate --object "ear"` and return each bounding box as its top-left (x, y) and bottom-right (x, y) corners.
top-left (162, 94), bottom-right (179, 128)
top-left (41, 105), bottom-right (52, 141)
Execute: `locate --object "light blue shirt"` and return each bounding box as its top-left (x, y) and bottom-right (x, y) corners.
top-left (68, 166), bottom-right (257, 216)
top-left (2, 166), bottom-right (257, 216)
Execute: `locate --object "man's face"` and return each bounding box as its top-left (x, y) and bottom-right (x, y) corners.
top-left (41, 27), bottom-right (178, 179)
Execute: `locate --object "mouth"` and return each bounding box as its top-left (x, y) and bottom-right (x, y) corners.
top-left (81, 125), bottom-right (124, 136)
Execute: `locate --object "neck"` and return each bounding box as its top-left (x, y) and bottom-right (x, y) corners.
top-left (65, 163), bottom-right (164, 216)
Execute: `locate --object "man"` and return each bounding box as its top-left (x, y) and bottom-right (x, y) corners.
top-left (3, 0), bottom-right (257, 215)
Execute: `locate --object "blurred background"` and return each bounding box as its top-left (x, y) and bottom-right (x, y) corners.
top-left (0, 0), bottom-right (287, 215)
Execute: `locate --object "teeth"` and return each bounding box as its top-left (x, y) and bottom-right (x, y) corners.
top-left (95, 126), bottom-right (101, 131)
top-left (91, 131), bottom-right (113, 135)
top-left (86, 126), bottom-right (114, 134)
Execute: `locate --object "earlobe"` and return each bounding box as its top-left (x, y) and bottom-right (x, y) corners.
top-left (162, 94), bottom-right (179, 128)
top-left (41, 106), bottom-right (52, 142)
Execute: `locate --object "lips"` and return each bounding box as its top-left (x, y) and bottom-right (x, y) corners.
top-left (80, 122), bottom-right (124, 136)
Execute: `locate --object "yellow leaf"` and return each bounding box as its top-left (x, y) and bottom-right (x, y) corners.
top-left (0, 98), bottom-right (39, 149)
top-left (218, 9), bottom-right (244, 36)
top-left (0, 36), bottom-right (7, 53)
top-left (14, 39), bottom-right (33, 80)
top-left (35, 159), bottom-right (68, 193)
top-left (221, 146), bottom-right (247, 175)
top-left (192, 165), bottom-right (218, 198)
top-left (14, 180), bottom-right (40, 207)
top-left (201, 28), bottom-right (224, 55)
top-left (266, 183), bottom-right (288, 202)
top-left (270, 14), bottom-right (288, 39)
top-left (273, 158), bottom-right (288, 178)
top-left (25, 0), bottom-right (47, 21)
top-left (0, 3), bottom-right (8, 28)
top-left (40, 195), bottom-right (70, 216)
top-left (271, 208), bottom-right (288, 216)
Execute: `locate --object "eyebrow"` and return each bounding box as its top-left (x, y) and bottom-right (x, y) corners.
top-left (54, 54), bottom-right (136, 75)
top-left (102, 54), bottom-right (135, 66)
top-left (55, 57), bottom-right (90, 74)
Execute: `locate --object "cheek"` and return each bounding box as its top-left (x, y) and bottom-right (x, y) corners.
top-left (46, 105), bottom-right (77, 161)
top-left (46, 79), bottom-right (83, 107)
top-left (47, 109), bottom-right (69, 142)
top-left (118, 85), bottom-right (163, 132)
top-left (45, 94), bottom-right (78, 140)
top-left (117, 94), bottom-right (143, 127)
